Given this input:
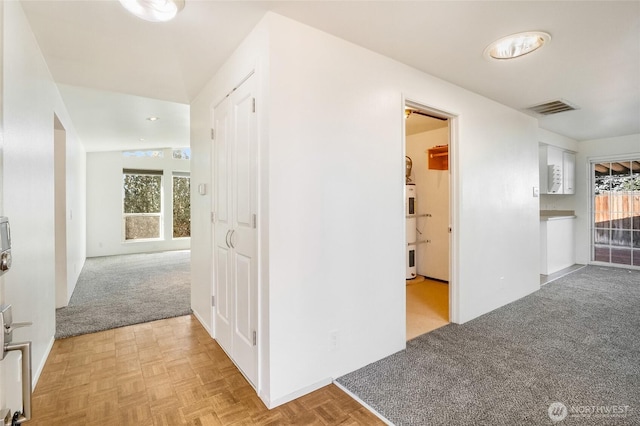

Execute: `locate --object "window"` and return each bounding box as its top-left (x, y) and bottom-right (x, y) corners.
top-left (122, 146), bottom-right (192, 242)
top-left (122, 150), bottom-right (164, 158)
top-left (173, 173), bottom-right (191, 238)
top-left (123, 169), bottom-right (163, 240)
top-left (172, 148), bottom-right (191, 160)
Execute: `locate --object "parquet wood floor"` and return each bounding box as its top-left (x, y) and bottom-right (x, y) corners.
top-left (29, 315), bottom-right (385, 426)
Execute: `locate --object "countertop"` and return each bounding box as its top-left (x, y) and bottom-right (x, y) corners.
top-left (540, 210), bottom-right (576, 221)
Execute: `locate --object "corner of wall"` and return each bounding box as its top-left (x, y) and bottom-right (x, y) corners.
top-left (266, 378), bottom-right (332, 409)
top-left (538, 127), bottom-right (579, 152)
top-left (189, 9), bottom-right (270, 399)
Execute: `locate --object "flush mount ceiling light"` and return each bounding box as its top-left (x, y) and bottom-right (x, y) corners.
top-left (147, 116), bottom-right (159, 121)
top-left (484, 31), bottom-right (551, 60)
top-left (119, 0), bottom-right (185, 22)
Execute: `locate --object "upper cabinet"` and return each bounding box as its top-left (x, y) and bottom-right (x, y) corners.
top-left (562, 151), bottom-right (576, 194)
top-left (539, 144), bottom-right (576, 195)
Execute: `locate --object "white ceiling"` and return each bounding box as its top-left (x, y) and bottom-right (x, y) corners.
top-left (21, 1), bottom-right (640, 151)
top-left (406, 113), bottom-right (448, 136)
top-left (57, 84), bottom-right (189, 152)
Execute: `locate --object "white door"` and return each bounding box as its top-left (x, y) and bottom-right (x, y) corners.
top-left (213, 95), bottom-right (232, 353)
top-left (212, 73), bottom-right (258, 386)
top-left (229, 76), bottom-right (258, 384)
top-left (420, 169), bottom-right (450, 281)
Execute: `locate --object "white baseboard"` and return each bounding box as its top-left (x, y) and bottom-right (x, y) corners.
top-left (333, 380), bottom-right (394, 425)
top-left (263, 378), bottom-right (332, 409)
top-left (191, 308), bottom-right (212, 336)
top-left (32, 336), bottom-right (55, 389)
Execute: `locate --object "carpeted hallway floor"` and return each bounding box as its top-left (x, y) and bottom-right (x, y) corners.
top-left (338, 265), bottom-right (640, 425)
top-left (56, 250), bottom-right (191, 339)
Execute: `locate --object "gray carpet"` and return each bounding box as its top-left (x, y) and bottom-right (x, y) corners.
top-left (56, 250), bottom-right (191, 339)
top-left (337, 266), bottom-right (640, 425)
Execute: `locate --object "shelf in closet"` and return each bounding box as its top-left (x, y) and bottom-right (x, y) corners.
top-left (427, 145), bottom-right (449, 170)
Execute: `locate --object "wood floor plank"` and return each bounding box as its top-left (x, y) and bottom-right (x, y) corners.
top-left (29, 315), bottom-right (385, 425)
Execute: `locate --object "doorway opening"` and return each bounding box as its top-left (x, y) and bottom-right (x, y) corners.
top-left (590, 158), bottom-right (640, 268)
top-left (404, 102), bottom-right (452, 340)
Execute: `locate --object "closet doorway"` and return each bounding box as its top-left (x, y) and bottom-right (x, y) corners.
top-left (404, 102), bottom-right (452, 340)
top-left (212, 72), bottom-right (259, 387)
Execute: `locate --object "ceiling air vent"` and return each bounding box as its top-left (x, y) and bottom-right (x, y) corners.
top-left (526, 99), bottom-right (579, 116)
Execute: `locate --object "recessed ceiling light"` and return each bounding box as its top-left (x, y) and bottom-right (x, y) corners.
top-left (119, 0), bottom-right (185, 23)
top-left (484, 31), bottom-right (551, 60)
top-left (147, 116), bottom-right (159, 121)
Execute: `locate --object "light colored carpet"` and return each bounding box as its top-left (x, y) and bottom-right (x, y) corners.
top-left (406, 278), bottom-right (449, 340)
top-left (338, 265), bottom-right (640, 425)
top-left (56, 250), bottom-right (191, 339)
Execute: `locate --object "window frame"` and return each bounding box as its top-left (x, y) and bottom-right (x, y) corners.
top-left (172, 171), bottom-right (191, 239)
top-left (589, 157), bottom-right (640, 268)
top-left (122, 169), bottom-right (164, 242)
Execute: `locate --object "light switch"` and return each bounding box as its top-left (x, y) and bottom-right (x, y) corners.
top-left (533, 186), bottom-right (540, 197)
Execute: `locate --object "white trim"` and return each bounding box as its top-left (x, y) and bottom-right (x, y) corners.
top-left (264, 377), bottom-right (332, 409)
top-left (587, 153), bottom-right (640, 163)
top-left (32, 336), bottom-right (55, 390)
top-left (333, 381), bottom-right (395, 425)
top-left (212, 70), bottom-right (256, 109)
top-left (541, 264), bottom-right (587, 285)
top-left (192, 307), bottom-right (212, 336)
top-left (590, 261), bottom-right (640, 271)
top-left (587, 154), bottom-right (640, 269)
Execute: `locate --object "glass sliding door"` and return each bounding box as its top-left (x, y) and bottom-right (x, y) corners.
top-left (591, 159), bottom-right (640, 267)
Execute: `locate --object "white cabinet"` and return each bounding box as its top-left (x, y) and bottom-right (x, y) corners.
top-left (562, 151), bottom-right (576, 194)
top-left (539, 144), bottom-right (575, 195)
top-left (540, 216), bottom-right (575, 275)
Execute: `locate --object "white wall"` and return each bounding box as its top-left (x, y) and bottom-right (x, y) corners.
top-left (539, 128), bottom-right (579, 152)
top-left (406, 127), bottom-right (449, 280)
top-left (268, 13), bottom-right (541, 402)
top-left (190, 16), bottom-right (271, 399)
top-left (574, 133), bottom-right (640, 265)
top-left (1, 0), bottom-right (86, 395)
top-left (0, 0), bottom-right (6, 413)
top-left (192, 12), bottom-right (541, 408)
top-left (86, 149), bottom-right (190, 257)
top-left (65, 124), bottom-right (86, 303)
